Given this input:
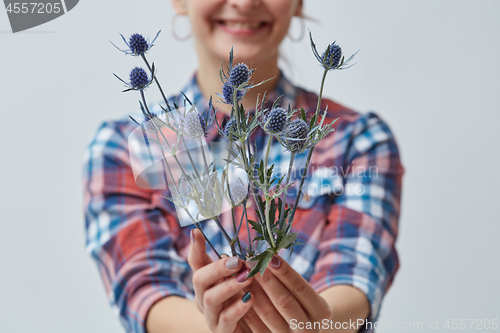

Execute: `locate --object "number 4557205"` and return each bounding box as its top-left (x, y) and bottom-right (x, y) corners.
top-left (6, 3), bottom-right (61, 14)
top-left (444, 319), bottom-right (498, 330)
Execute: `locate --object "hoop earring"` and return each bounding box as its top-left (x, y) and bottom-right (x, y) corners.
top-left (287, 16), bottom-right (305, 43)
top-left (171, 13), bottom-right (193, 42)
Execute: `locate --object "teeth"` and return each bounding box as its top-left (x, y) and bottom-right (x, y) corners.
top-left (224, 21), bottom-right (261, 29)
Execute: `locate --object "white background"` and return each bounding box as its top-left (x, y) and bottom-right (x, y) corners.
top-left (1, 1), bottom-right (499, 332)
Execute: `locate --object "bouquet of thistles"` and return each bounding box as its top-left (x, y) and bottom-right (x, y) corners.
top-left (112, 31), bottom-right (357, 278)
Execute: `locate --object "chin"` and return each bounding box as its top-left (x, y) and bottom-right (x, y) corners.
top-left (220, 42), bottom-right (276, 66)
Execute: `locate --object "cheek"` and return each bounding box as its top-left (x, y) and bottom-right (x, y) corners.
top-left (266, 1), bottom-right (297, 33)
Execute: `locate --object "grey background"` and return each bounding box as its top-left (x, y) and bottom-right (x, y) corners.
top-left (1, 0), bottom-right (499, 332)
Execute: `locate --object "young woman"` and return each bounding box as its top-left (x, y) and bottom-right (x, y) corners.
top-left (83, 0), bottom-right (404, 332)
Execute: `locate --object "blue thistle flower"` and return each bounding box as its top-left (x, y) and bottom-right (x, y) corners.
top-left (264, 107), bottom-right (287, 134)
top-left (143, 112), bottom-right (158, 132)
top-left (222, 82), bottom-right (242, 104)
top-left (129, 67), bottom-right (150, 89)
top-left (183, 111), bottom-right (207, 138)
top-left (111, 31), bottom-right (161, 56)
top-left (218, 49), bottom-right (254, 104)
top-left (224, 118), bottom-right (239, 140)
top-left (198, 114), bottom-right (207, 133)
top-left (129, 33), bottom-right (148, 55)
top-left (285, 119), bottom-right (308, 153)
top-left (309, 31), bottom-right (358, 71)
top-left (321, 43), bottom-right (342, 70)
top-left (229, 63), bottom-right (250, 87)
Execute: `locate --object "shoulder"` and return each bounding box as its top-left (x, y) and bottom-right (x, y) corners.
top-left (83, 102), bottom-right (167, 162)
top-left (292, 85), bottom-right (400, 160)
top-left (295, 87), bottom-right (392, 136)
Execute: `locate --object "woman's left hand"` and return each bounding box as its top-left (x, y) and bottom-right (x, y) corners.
top-left (249, 255), bottom-right (332, 332)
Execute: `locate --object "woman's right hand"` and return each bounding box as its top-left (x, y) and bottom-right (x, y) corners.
top-left (188, 229), bottom-right (255, 333)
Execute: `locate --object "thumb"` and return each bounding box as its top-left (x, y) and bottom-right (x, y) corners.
top-left (187, 228), bottom-right (212, 271)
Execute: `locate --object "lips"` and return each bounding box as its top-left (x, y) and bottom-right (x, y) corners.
top-left (215, 20), bottom-right (270, 36)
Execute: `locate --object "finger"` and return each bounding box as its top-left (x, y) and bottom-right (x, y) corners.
top-left (223, 282), bottom-right (272, 333)
top-left (204, 269), bottom-right (253, 328)
top-left (244, 277), bottom-right (289, 332)
top-left (267, 255), bottom-right (331, 320)
top-left (241, 307), bottom-right (272, 333)
top-left (217, 292), bottom-right (254, 333)
top-left (254, 265), bottom-right (309, 326)
top-left (192, 256), bottom-right (243, 308)
top-left (187, 228), bottom-right (212, 271)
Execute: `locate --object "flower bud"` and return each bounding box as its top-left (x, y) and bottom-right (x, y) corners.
top-left (264, 107), bottom-right (287, 134)
top-left (129, 67), bottom-right (149, 89)
top-left (321, 43), bottom-right (342, 70)
top-left (285, 119), bottom-right (308, 153)
top-left (129, 33), bottom-right (148, 55)
top-left (229, 63), bottom-right (250, 87)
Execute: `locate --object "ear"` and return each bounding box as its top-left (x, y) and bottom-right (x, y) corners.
top-left (294, 0), bottom-right (303, 17)
top-left (171, 0), bottom-right (188, 15)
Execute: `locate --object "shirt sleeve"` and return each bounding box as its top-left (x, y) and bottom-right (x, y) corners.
top-left (309, 112), bottom-right (404, 327)
top-left (83, 121), bottom-right (194, 333)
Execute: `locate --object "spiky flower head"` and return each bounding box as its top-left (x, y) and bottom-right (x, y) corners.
top-left (310, 32), bottom-right (358, 71)
top-left (143, 112), bottom-right (158, 133)
top-left (226, 179), bottom-right (248, 206)
top-left (224, 118), bottom-right (239, 140)
top-left (183, 111), bottom-right (207, 138)
top-left (111, 31), bottom-right (161, 56)
top-left (285, 119), bottom-right (308, 153)
top-left (229, 63), bottom-right (250, 87)
top-left (264, 107), bottom-right (288, 134)
top-left (129, 67), bottom-right (150, 89)
top-left (198, 114), bottom-right (207, 133)
top-left (321, 43), bottom-right (342, 70)
top-left (129, 34), bottom-right (148, 55)
top-left (222, 82), bottom-right (242, 104)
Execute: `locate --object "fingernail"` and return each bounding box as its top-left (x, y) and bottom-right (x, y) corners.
top-left (270, 256), bottom-right (281, 268)
top-left (242, 291), bottom-right (251, 303)
top-left (190, 229), bottom-right (195, 243)
top-left (236, 270), bottom-right (250, 283)
top-left (225, 257), bottom-right (239, 270)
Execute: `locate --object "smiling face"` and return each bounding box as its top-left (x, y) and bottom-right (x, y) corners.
top-left (172, 0), bottom-right (302, 66)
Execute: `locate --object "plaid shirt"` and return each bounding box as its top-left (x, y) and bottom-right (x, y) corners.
top-left (83, 72), bottom-right (404, 333)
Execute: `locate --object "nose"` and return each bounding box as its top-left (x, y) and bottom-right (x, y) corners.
top-left (227, 0), bottom-right (261, 12)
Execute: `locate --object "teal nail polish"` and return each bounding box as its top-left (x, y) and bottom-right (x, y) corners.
top-left (242, 291), bottom-right (251, 303)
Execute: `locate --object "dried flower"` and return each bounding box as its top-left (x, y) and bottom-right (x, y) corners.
top-left (321, 43), bottom-right (342, 70)
top-left (264, 107), bottom-right (287, 134)
top-left (143, 112), bottom-right (158, 133)
top-left (183, 110), bottom-right (207, 138)
top-left (130, 67), bottom-right (150, 89)
top-left (224, 118), bottom-right (239, 140)
top-left (225, 179), bottom-right (248, 206)
top-left (111, 31), bottom-right (161, 56)
top-left (129, 34), bottom-right (148, 55)
top-left (222, 82), bottom-right (242, 104)
top-left (230, 63), bottom-right (250, 87)
top-left (309, 31), bottom-right (358, 71)
top-left (284, 119), bottom-right (308, 153)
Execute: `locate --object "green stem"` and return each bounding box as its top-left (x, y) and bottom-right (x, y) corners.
top-left (214, 216), bottom-right (236, 256)
top-left (141, 54), bottom-right (170, 111)
top-left (263, 135), bottom-right (275, 248)
top-left (287, 69), bottom-right (329, 231)
top-left (265, 199), bottom-right (276, 248)
top-left (278, 153), bottom-right (295, 230)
